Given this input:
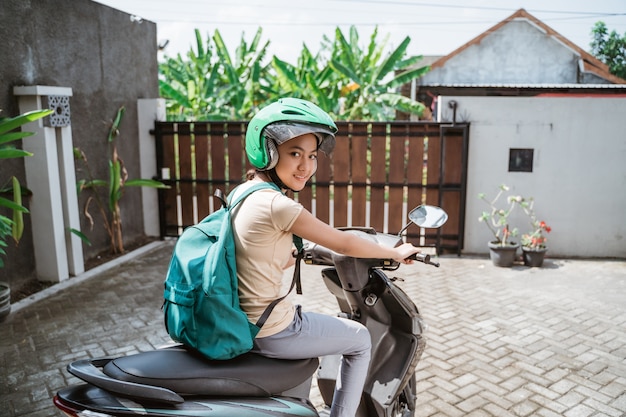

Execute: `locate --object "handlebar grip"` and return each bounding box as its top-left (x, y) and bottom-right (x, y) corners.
top-left (409, 253), bottom-right (430, 263)
top-left (408, 253), bottom-right (440, 267)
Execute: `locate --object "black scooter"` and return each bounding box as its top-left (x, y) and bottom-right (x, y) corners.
top-left (53, 205), bottom-right (448, 417)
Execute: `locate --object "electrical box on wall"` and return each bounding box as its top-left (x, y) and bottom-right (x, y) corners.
top-left (509, 148), bottom-right (534, 172)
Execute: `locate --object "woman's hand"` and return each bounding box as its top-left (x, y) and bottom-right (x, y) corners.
top-left (393, 243), bottom-right (421, 264)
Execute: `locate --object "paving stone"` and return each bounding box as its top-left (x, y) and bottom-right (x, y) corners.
top-left (509, 399), bottom-right (539, 416)
top-left (482, 402), bottom-right (518, 417)
top-left (479, 389), bottom-right (514, 410)
top-left (582, 398), bottom-right (624, 417)
top-left (535, 408), bottom-right (564, 417)
top-left (608, 393), bottom-right (626, 412)
top-left (528, 392), bottom-right (569, 414)
top-left (1, 242), bottom-right (625, 416)
top-left (563, 403), bottom-right (595, 417)
top-left (558, 390), bottom-right (587, 408)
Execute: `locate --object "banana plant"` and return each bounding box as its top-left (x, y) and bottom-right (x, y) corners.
top-left (158, 25), bottom-right (431, 121)
top-left (212, 27), bottom-right (274, 119)
top-left (75, 106), bottom-right (168, 254)
top-left (159, 29), bottom-right (232, 120)
top-left (330, 26), bottom-right (429, 121)
top-left (159, 28), bottom-right (275, 121)
top-left (271, 44), bottom-right (341, 115)
top-left (0, 109), bottom-right (53, 267)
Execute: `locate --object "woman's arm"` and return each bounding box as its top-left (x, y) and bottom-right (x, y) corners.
top-left (290, 208), bottom-right (420, 264)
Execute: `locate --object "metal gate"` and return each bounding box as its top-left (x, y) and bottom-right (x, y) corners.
top-left (154, 120), bottom-right (469, 254)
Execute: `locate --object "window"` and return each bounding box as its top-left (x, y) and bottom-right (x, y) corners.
top-left (509, 148), bottom-right (534, 172)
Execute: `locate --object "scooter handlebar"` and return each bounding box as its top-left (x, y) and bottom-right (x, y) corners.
top-left (408, 253), bottom-right (440, 267)
top-left (302, 230), bottom-right (441, 268)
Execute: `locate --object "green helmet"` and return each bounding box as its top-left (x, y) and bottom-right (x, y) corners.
top-left (245, 98), bottom-right (338, 170)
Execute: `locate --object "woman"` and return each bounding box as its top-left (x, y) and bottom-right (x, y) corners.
top-left (232, 98), bottom-right (420, 417)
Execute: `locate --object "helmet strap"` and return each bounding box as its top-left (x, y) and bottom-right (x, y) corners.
top-left (267, 168), bottom-right (297, 193)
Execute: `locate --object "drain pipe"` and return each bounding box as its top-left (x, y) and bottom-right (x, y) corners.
top-left (448, 100), bottom-right (458, 125)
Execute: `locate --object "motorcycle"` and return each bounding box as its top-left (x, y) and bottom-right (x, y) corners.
top-left (53, 204), bottom-right (448, 417)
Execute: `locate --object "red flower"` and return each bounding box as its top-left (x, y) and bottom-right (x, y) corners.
top-left (539, 221), bottom-right (552, 233)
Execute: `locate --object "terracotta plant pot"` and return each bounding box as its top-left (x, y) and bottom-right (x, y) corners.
top-left (522, 247), bottom-right (547, 267)
top-left (0, 281), bottom-right (10, 322)
top-left (488, 241), bottom-right (519, 267)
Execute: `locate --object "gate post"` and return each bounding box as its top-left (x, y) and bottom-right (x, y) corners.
top-left (137, 98), bottom-right (165, 237)
top-left (13, 85), bottom-right (84, 282)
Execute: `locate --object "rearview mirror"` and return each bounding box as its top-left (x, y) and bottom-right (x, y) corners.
top-left (408, 205), bottom-right (448, 229)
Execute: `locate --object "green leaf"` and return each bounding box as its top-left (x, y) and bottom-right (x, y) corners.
top-left (159, 80), bottom-right (193, 109)
top-left (124, 179), bottom-right (170, 188)
top-left (378, 93), bottom-right (425, 116)
top-left (194, 28), bottom-right (205, 58)
top-left (213, 30), bottom-right (237, 82)
top-left (0, 130), bottom-right (35, 145)
top-left (186, 79), bottom-right (197, 101)
top-left (272, 57), bottom-right (301, 91)
top-left (0, 195), bottom-right (29, 212)
top-left (0, 148), bottom-right (33, 159)
top-left (380, 93), bottom-right (426, 116)
top-left (107, 106), bottom-right (125, 143)
top-left (68, 227), bottom-right (92, 246)
top-left (11, 177), bottom-right (24, 242)
top-left (81, 179), bottom-right (108, 189)
top-left (0, 109), bottom-right (53, 135)
top-left (109, 160), bottom-right (122, 213)
top-left (330, 58), bottom-right (361, 85)
top-left (374, 36), bottom-right (410, 82)
top-left (332, 29), bottom-right (362, 85)
top-left (387, 65), bottom-right (430, 89)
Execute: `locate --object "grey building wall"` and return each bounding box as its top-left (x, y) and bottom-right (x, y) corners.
top-left (420, 20), bottom-right (583, 85)
top-left (0, 0), bottom-right (159, 288)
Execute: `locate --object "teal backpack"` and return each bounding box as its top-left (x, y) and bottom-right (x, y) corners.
top-left (163, 182), bottom-right (303, 360)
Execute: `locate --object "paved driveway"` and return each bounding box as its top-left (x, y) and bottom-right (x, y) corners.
top-left (1, 241), bottom-right (625, 416)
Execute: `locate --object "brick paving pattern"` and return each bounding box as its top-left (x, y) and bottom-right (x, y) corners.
top-left (1, 240), bottom-right (625, 416)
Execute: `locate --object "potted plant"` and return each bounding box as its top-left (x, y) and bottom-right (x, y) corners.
top-left (478, 184), bottom-right (520, 267)
top-left (515, 197), bottom-right (551, 267)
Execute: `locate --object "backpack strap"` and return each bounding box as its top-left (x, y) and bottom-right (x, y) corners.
top-left (227, 181), bottom-right (280, 209)
top-left (221, 182), bottom-right (305, 329)
top-left (292, 235), bottom-right (304, 295)
top-left (213, 189), bottom-right (227, 209)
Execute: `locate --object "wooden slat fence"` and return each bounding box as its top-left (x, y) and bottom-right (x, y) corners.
top-left (154, 121), bottom-right (469, 253)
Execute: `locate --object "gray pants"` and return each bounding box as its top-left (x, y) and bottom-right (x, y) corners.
top-left (252, 306), bottom-right (371, 417)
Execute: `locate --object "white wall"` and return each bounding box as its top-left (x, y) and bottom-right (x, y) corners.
top-left (438, 96), bottom-right (626, 258)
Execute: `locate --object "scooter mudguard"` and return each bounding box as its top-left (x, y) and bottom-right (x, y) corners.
top-left (56, 384), bottom-right (319, 416)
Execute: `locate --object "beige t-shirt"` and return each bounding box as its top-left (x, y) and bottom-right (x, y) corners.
top-left (231, 180), bottom-right (303, 338)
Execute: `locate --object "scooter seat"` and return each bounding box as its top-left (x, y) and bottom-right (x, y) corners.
top-left (102, 345), bottom-right (319, 397)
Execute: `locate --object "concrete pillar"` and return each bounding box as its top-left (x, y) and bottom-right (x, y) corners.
top-left (13, 85), bottom-right (84, 282)
top-left (137, 98), bottom-right (165, 237)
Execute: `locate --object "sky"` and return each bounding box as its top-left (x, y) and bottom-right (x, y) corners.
top-left (93, 0), bottom-right (626, 63)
